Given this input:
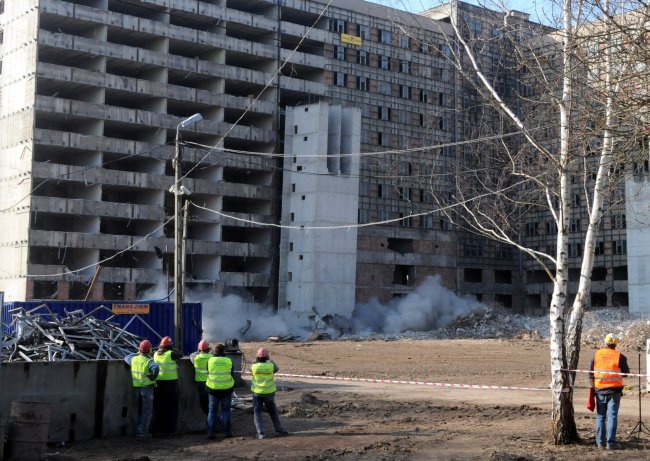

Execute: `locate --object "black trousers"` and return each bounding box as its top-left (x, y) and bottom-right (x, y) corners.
top-left (153, 380), bottom-right (179, 435)
top-left (196, 381), bottom-right (209, 416)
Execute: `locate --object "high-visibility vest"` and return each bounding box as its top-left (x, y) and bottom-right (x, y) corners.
top-left (154, 350), bottom-right (178, 381)
top-left (193, 352), bottom-right (211, 382)
top-left (131, 354), bottom-right (155, 388)
top-left (594, 348), bottom-right (624, 389)
top-left (251, 362), bottom-right (276, 395)
top-left (206, 356), bottom-right (234, 390)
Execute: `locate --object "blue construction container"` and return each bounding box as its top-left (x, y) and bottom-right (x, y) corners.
top-left (2, 300), bottom-right (202, 354)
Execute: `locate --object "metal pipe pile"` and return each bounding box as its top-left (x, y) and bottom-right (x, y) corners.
top-left (1, 304), bottom-right (148, 362)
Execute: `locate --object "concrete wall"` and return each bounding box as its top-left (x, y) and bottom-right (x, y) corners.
top-left (625, 177), bottom-right (650, 315)
top-left (0, 0), bottom-right (40, 301)
top-left (0, 359), bottom-right (210, 443)
top-left (279, 103), bottom-right (361, 324)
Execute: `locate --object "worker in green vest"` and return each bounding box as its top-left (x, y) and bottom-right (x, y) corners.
top-left (251, 347), bottom-right (289, 439)
top-left (205, 343), bottom-right (235, 439)
top-left (190, 340), bottom-right (211, 415)
top-left (124, 339), bottom-right (159, 439)
top-left (153, 336), bottom-right (182, 435)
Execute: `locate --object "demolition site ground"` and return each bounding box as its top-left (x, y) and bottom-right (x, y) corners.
top-left (45, 338), bottom-right (650, 461)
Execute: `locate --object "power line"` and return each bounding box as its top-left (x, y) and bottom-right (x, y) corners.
top-left (188, 177), bottom-right (531, 231)
top-left (178, 0), bottom-right (336, 182)
top-left (182, 127), bottom-right (534, 159)
top-left (0, 144), bottom-right (168, 214)
top-left (0, 218), bottom-right (172, 279)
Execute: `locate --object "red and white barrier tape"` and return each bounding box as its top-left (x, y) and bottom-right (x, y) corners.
top-left (272, 372), bottom-right (552, 392)
top-left (562, 368), bottom-right (648, 378)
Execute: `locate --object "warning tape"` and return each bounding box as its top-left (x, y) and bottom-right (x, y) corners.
top-left (272, 372), bottom-right (552, 392)
top-left (563, 369), bottom-right (648, 378)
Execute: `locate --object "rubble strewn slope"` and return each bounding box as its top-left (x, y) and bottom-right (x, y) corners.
top-left (343, 306), bottom-right (650, 352)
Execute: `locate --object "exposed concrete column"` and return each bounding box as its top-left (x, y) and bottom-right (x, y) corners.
top-left (25, 279), bottom-right (35, 300)
top-left (124, 283), bottom-right (136, 301)
top-left (88, 282), bottom-right (104, 301)
top-left (57, 282), bottom-right (70, 301)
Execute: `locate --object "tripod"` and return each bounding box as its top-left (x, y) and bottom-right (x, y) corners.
top-left (627, 350), bottom-right (650, 444)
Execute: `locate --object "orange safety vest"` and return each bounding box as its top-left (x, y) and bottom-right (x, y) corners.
top-left (593, 348), bottom-right (624, 389)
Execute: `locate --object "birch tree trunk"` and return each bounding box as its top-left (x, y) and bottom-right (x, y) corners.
top-left (433, 0), bottom-right (633, 443)
top-left (565, 0), bottom-right (614, 375)
top-left (549, 0), bottom-right (579, 443)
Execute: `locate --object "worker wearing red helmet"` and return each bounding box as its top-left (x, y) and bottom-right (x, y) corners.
top-left (250, 347), bottom-right (289, 439)
top-left (153, 336), bottom-right (183, 435)
top-left (189, 339), bottom-right (211, 415)
top-left (124, 339), bottom-right (159, 438)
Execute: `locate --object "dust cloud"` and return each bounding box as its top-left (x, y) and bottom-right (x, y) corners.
top-left (139, 275), bottom-right (481, 341)
top-left (352, 275), bottom-right (480, 334)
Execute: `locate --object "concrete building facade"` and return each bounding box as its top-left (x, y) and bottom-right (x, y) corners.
top-left (0, 0), bottom-right (642, 316)
top-left (279, 103), bottom-right (360, 321)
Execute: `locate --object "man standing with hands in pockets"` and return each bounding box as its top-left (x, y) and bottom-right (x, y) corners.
top-left (590, 333), bottom-right (629, 450)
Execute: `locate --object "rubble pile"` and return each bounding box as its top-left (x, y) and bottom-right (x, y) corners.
top-left (442, 305), bottom-right (548, 340)
top-left (442, 306), bottom-right (650, 348)
top-left (1, 306), bottom-right (146, 362)
top-left (340, 306), bottom-right (650, 345)
top-left (581, 309), bottom-right (650, 352)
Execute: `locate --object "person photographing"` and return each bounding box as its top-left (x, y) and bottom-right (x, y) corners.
top-left (251, 347), bottom-right (289, 439)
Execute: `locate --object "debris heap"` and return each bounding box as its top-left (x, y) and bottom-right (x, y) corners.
top-left (1, 306), bottom-right (145, 362)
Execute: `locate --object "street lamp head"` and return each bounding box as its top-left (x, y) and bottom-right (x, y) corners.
top-left (179, 113), bottom-right (203, 128)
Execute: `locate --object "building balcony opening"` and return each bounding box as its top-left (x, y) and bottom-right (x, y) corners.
top-left (32, 281), bottom-right (58, 300)
top-left (592, 267), bottom-right (607, 281)
top-left (464, 268), bottom-right (482, 283)
top-left (222, 226), bottom-right (270, 244)
top-left (387, 238), bottom-right (413, 254)
top-left (612, 292), bottom-right (628, 307)
top-left (494, 294), bottom-right (512, 308)
top-left (222, 197), bottom-right (270, 215)
top-left (494, 269), bottom-right (512, 284)
top-left (613, 266), bottom-right (627, 280)
top-left (525, 294), bottom-right (541, 309)
top-left (393, 265), bottom-right (414, 286)
top-left (591, 292), bottom-right (607, 307)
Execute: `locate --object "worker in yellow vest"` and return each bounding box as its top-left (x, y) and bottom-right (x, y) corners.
top-left (153, 336), bottom-right (183, 435)
top-left (190, 340), bottom-right (211, 415)
top-left (251, 347), bottom-right (289, 439)
top-left (205, 343), bottom-right (235, 439)
top-left (589, 333), bottom-right (629, 450)
top-left (124, 340), bottom-right (159, 438)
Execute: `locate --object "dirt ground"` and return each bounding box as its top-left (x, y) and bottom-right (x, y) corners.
top-left (48, 339), bottom-right (650, 461)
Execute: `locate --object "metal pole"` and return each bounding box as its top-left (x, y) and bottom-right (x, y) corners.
top-left (182, 200), bottom-right (189, 307)
top-left (174, 126), bottom-right (183, 353)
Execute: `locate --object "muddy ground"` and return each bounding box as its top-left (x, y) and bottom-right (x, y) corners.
top-left (48, 339), bottom-right (650, 460)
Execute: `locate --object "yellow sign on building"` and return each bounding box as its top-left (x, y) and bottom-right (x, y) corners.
top-left (112, 303), bottom-right (150, 314)
top-left (341, 33), bottom-right (362, 46)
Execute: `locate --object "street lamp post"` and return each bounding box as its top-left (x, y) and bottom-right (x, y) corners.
top-left (174, 113), bottom-right (203, 353)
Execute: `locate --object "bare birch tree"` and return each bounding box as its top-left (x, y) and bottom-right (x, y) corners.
top-left (402, 0), bottom-right (647, 443)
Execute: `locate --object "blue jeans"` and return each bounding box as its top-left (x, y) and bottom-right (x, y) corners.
top-left (253, 393), bottom-right (285, 435)
top-left (135, 386), bottom-right (154, 436)
top-left (207, 393), bottom-right (232, 437)
top-left (595, 391), bottom-right (621, 447)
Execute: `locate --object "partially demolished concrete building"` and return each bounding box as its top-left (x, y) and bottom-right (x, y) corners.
top-left (0, 0), bottom-right (640, 315)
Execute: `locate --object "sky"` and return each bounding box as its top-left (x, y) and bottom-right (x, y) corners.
top-left (368, 0), bottom-right (553, 24)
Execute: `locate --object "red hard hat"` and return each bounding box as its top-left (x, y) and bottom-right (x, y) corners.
top-left (198, 340), bottom-right (210, 351)
top-left (160, 336), bottom-right (172, 347)
top-left (257, 347), bottom-right (269, 358)
top-left (139, 340), bottom-right (152, 353)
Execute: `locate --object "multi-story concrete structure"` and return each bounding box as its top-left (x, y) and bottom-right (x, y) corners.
top-left (0, 0), bottom-right (642, 316)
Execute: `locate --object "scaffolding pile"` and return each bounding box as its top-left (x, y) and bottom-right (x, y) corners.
top-left (1, 305), bottom-right (154, 362)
